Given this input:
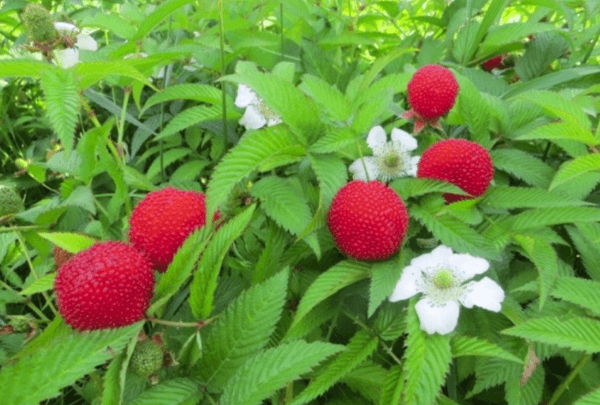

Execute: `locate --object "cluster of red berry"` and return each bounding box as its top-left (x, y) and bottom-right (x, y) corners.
top-left (54, 187), bottom-right (216, 331)
top-left (328, 65), bottom-right (494, 261)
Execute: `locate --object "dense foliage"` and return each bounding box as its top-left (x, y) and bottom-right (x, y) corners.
top-left (1, 1), bottom-right (600, 404)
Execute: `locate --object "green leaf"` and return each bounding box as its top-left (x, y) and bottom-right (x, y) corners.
top-left (410, 204), bottom-right (494, 259)
top-left (565, 223), bottom-right (600, 281)
top-left (340, 361), bottom-right (388, 404)
top-left (466, 0), bottom-right (509, 61)
top-left (308, 153), bottom-right (348, 207)
top-left (503, 317), bottom-right (600, 353)
top-left (141, 84), bottom-right (226, 112)
top-left (516, 32), bottom-right (569, 82)
top-left (516, 90), bottom-right (590, 129)
top-left (481, 186), bottom-right (588, 209)
top-left (127, 378), bottom-right (201, 405)
top-left (451, 335), bottom-right (522, 363)
top-left (40, 69), bottom-right (79, 156)
top-left (513, 235), bottom-right (558, 309)
top-left (502, 66), bottom-right (600, 99)
top-left (101, 332), bottom-right (138, 405)
top-left (573, 386), bottom-right (600, 405)
top-left (220, 341), bottom-right (344, 405)
top-left (149, 228), bottom-right (212, 316)
top-left (250, 176), bottom-right (312, 236)
top-left (154, 105), bottom-right (228, 141)
top-left (37, 232), bottom-right (97, 253)
top-left (369, 257), bottom-right (403, 317)
top-left (550, 277), bottom-right (600, 316)
top-left (505, 364), bottom-right (544, 405)
top-left (133, 0), bottom-right (195, 40)
top-left (491, 149), bottom-right (554, 188)
top-left (197, 270), bottom-right (288, 390)
top-left (456, 75), bottom-right (492, 148)
top-left (289, 330), bottom-right (378, 405)
top-left (309, 127), bottom-right (359, 153)
top-left (19, 273), bottom-right (55, 296)
top-left (517, 122), bottom-right (597, 146)
top-left (479, 22), bottom-right (556, 55)
top-left (75, 61), bottom-right (155, 90)
top-left (390, 178), bottom-right (467, 200)
top-left (0, 60), bottom-right (60, 78)
top-left (206, 125), bottom-right (305, 218)
top-left (402, 299), bottom-right (452, 405)
top-left (506, 207), bottom-right (600, 231)
top-left (189, 205), bottom-right (256, 319)
top-left (299, 74), bottom-right (352, 122)
top-left (292, 261), bottom-right (371, 329)
top-left (550, 154), bottom-right (600, 190)
top-left (0, 322), bottom-right (142, 405)
top-left (380, 365), bottom-right (404, 405)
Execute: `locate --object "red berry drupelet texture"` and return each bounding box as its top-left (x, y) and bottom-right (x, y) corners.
top-left (129, 187), bottom-right (217, 272)
top-left (417, 139), bottom-right (494, 203)
top-left (403, 65), bottom-right (459, 134)
top-left (327, 180), bottom-right (409, 261)
top-left (54, 241), bottom-right (154, 331)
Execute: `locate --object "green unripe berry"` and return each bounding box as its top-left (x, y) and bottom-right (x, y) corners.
top-left (130, 340), bottom-right (163, 378)
top-left (0, 186), bottom-right (24, 217)
top-left (21, 3), bottom-right (56, 43)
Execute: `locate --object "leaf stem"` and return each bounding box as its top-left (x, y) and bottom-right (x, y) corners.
top-left (356, 141), bottom-right (371, 182)
top-left (146, 315), bottom-right (220, 329)
top-left (547, 353), bottom-right (592, 405)
top-left (219, 0), bottom-right (228, 142)
top-left (344, 309), bottom-right (402, 366)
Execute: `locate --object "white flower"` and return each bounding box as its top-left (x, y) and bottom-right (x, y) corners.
top-left (235, 84), bottom-right (282, 130)
top-left (390, 245), bottom-right (504, 335)
top-left (349, 126), bottom-right (420, 182)
top-left (53, 22), bottom-right (97, 68)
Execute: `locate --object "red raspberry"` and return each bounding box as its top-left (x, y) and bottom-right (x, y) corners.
top-left (129, 187), bottom-right (218, 272)
top-left (54, 241), bottom-right (154, 331)
top-left (481, 55), bottom-right (506, 71)
top-left (417, 139), bottom-right (494, 203)
top-left (403, 65), bottom-right (459, 134)
top-left (327, 180), bottom-right (409, 261)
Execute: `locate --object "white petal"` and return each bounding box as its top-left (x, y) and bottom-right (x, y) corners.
top-left (235, 84), bottom-right (256, 108)
top-left (415, 298), bottom-right (460, 335)
top-left (54, 48), bottom-right (80, 68)
top-left (366, 126), bottom-right (387, 151)
top-left (448, 253), bottom-right (490, 282)
top-left (349, 157), bottom-right (379, 181)
top-left (239, 104), bottom-right (266, 129)
top-left (390, 265), bottom-right (424, 302)
top-left (55, 22), bottom-right (79, 35)
top-left (459, 277), bottom-right (504, 312)
top-left (391, 128), bottom-right (418, 151)
top-left (407, 156), bottom-right (420, 176)
top-left (410, 245), bottom-right (454, 276)
top-left (76, 34), bottom-right (97, 51)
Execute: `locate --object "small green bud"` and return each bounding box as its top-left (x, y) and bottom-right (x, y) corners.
top-left (433, 269), bottom-right (454, 290)
top-left (15, 158), bottom-right (29, 170)
top-left (0, 185), bottom-right (24, 217)
top-left (21, 3), bottom-right (56, 43)
top-left (130, 340), bottom-right (164, 378)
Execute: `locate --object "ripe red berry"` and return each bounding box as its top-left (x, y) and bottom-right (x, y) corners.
top-left (54, 241), bottom-right (154, 331)
top-left (417, 139), bottom-right (494, 203)
top-left (129, 187), bottom-right (217, 272)
top-left (327, 180), bottom-right (409, 261)
top-left (403, 65), bottom-right (459, 134)
top-left (481, 55), bottom-right (505, 72)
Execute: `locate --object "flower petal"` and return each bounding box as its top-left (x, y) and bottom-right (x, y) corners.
top-left (266, 114), bottom-right (282, 126)
top-left (239, 104), bottom-right (266, 129)
top-left (406, 156), bottom-right (420, 176)
top-left (459, 277), bottom-right (504, 312)
top-left (349, 157), bottom-right (378, 181)
top-left (391, 128), bottom-right (418, 151)
top-left (410, 245), bottom-right (454, 276)
top-left (76, 34), bottom-right (98, 51)
top-left (235, 84), bottom-right (256, 108)
top-left (54, 48), bottom-right (80, 68)
top-left (55, 22), bottom-right (79, 35)
top-left (448, 253), bottom-right (490, 282)
top-left (390, 265), bottom-right (424, 302)
top-left (366, 126), bottom-right (387, 150)
top-left (415, 298), bottom-right (460, 335)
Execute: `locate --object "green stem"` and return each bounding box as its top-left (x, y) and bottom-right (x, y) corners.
top-left (116, 88), bottom-right (131, 157)
top-left (285, 381), bottom-right (293, 403)
top-left (447, 360), bottom-right (458, 401)
top-left (219, 0), bottom-right (228, 142)
top-left (344, 310), bottom-right (402, 366)
top-left (356, 141), bottom-right (371, 182)
top-left (548, 353), bottom-right (592, 405)
top-left (0, 225), bottom-right (43, 234)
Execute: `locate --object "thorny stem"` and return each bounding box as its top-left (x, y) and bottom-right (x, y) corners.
top-left (547, 353), bottom-right (592, 405)
top-left (344, 310), bottom-right (402, 366)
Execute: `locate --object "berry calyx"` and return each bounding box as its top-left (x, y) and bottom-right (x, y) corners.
top-left (130, 339), bottom-right (164, 378)
top-left (402, 65), bottom-right (459, 134)
top-left (327, 180), bottom-right (409, 261)
top-left (21, 3), bottom-right (56, 44)
top-left (53, 246), bottom-right (75, 269)
top-left (417, 139), bottom-right (494, 203)
top-left (54, 241), bottom-right (154, 331)
top-left (129, 187), bottom-right (219, 272)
